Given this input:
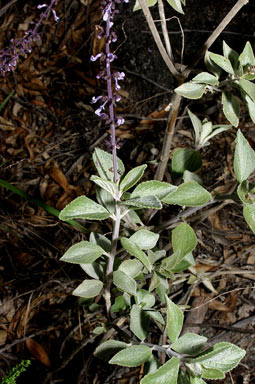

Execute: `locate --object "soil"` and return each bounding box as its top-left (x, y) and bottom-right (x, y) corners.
top-left (1, 0), bottom-right (255, 383)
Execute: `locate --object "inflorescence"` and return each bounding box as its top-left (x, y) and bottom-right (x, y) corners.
top-left (0, 0), bottom-right (59, 76)
top-left (91, 0), bottom-right (129, 153)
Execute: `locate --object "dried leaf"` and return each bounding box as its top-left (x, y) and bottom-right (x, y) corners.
top-left (26, 338), bottom-right (51, 367)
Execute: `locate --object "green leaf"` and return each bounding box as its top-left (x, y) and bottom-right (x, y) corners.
top-left (96, 187), bottom-right (115, 213)
top-left (146, 310), bottom-right (165, 325)
top-left (177, 370), bottom-right (190, 384)
top-left (201, 366), bottom-right (225, 379)
top-left (111, 295), bottom-right (127, 313)
top-left (204, 124), bottom-right (231, 145)
top-left (144, 355), bottom-right (161, 376)
top-left (190, 342), bottom-right (246, 372)
top-left (209, 52), bottom-right (234, 74)
top-left (237, 180), bottom-right (255, 204)
top-left (59, 196), bottom-right (110, 221)
top-left (204, 50), bottom-right (222, 78)
top-left (72, 279), bottom-right (103, 298)
top-left (183, 170), bottom-right (203, 185)
top-left (122, 196), bottom-right (162, 209)
top-left (187, 108), bottom-right (202, 147)
top-left (243, 204), bottom-right (255, 233)
top-left (80, 262), bottom-right (103, 280)
top-left (172, 252), bottom-right (195, 273)
top-left (222, 41), bottom-right (240, 72)
top-left (160, 250), bottom-right (183, 273)
top-left (89, 232), bottom-right (111, 253)
top-left (239, 41), bottom-right (255, 67)
top-left (94, 340), bottom-right (128, 361)
top-left (121, 237), bottom-right (151, 272)
top-left (172, 148), bottom-right (202, 174)
top-left (221, 91), bottom-right (240, 127)
top-left (191, 72), bottom-right (219, 86)
top-left (113, 270), bottom-right (137, 295)
top-left (109, 345), bottom-right (152, 367)
top-left (241, 91), bottom-right (255, 123)
top-left (149, 272), bottom-right (161, 292)
top-left (190, 377), bottom-right (206, 384)
top-left (136, 289), bottom-right (155, 308)
top-left (60, 241), bottom-right (105, 264)
top-left (175, 82), bottom-right (206, 99)
top-left (119, 259), bottom-right (143, 278)
top-left (166, 296), bottom-right (184, 343)
top-left (130, 229), bottom-right (159, 250)
top-left (133, 0), bottom-right (157, 12)
top-left (234, 129), bottom-right (255, 183)
top-left (172, 223), bottom-right (197, 259)
top-left (93, 147), bottom-right (125, 182)
top-left (172, 333), bottom-right (207, 355)
top-left (162, 182), bottom-right (211, 207)
top-left (120, 164), bottom-right (147, 192)
top-left (141, 357), bottom-right (180, 384)
top-left (131, 181), bottom-right (177, 200)
top-left (239, 78), bottom-right (255, 102)
top-left (91, 175), bottom-right (118, 198)
top-left (130, 304), bottom-right (150, 340)
top-left (166, 0), bottom-right (184, 14)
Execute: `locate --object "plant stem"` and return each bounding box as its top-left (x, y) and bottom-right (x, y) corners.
top-left (104, 202), bottom-right (121, 314)
top-left (158, 0), bottom-right (173, 62)
top-left (154, 92), bottom-right (182, 181)
top-left (138, 0), bottom-right (180, 79)
top-left (105, 16), bottom-right (118, 184)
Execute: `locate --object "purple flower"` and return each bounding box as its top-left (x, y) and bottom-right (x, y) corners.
top-left (90, 53), bottom-right (104, 62)
top-left (107, 53), bottom-right (116, 62)
top-left (91, 95), bottom-right (102, 104)
top-left (116, 117), bottom-right (125, 126)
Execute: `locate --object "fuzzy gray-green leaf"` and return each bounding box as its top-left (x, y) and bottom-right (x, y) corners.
top-left (162, 182), bottom-right (211, 207)
top-left (109, 345), bottom-right (152, 367)
top-left (120, 164), bottom-right (147, 192)
top-left (130, 229), bottom-right (159, 250)
top-left (93, 147), bottom-right (125, 181)
top-left (130, 304), bottom-right (150, 341)
top-left (121, 237), bottom-right (151, 272)
top-left (172, 223), bottom-right (197, 259)
top-left (60, 241), bottom-right (105, 264)
top-left (113, 270), bottom-right (137, 295)
top-left (190, 342), bottom-right (246, 373)
top-left (59, 196), bottom-right (110, 221)
top-left (141, 357), bottom-right (180, 384)
top-left (172, 333), bottom-right (207, 355)
top-left (175, 82), bottom-right (206, 99)
top-left (72, 279), bottom-right (103, 298)
top-left (221, 92), bottom-right (240, 127)
top-left (166, 296), bottom-right (184, 343)
top-left (234, 129), bottom-right (255, 183)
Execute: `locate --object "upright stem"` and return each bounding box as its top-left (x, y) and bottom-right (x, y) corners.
top-left (158, 0), bottom-right (173, 62)
top-left (138, 0), bottom-right (180, 79)
top-left (105, 16), bottom-right (118, 184)
top-left (104, 203), bottom-right (121, 314)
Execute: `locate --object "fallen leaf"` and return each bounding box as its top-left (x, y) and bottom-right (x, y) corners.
top-left (26, 338), bottom-right (51, 367)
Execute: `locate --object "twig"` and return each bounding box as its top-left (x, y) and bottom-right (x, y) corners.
top-left (158, 0), bottom-right (173, 62)
top-left (138, 0), bottom-right (180, 79)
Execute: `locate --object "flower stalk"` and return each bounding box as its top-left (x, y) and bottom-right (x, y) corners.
top-left (91, 0), bottom-right (128, 314)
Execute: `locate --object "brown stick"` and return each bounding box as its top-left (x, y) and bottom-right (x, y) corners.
top-left (138, 0), bottom-right (180, 79)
